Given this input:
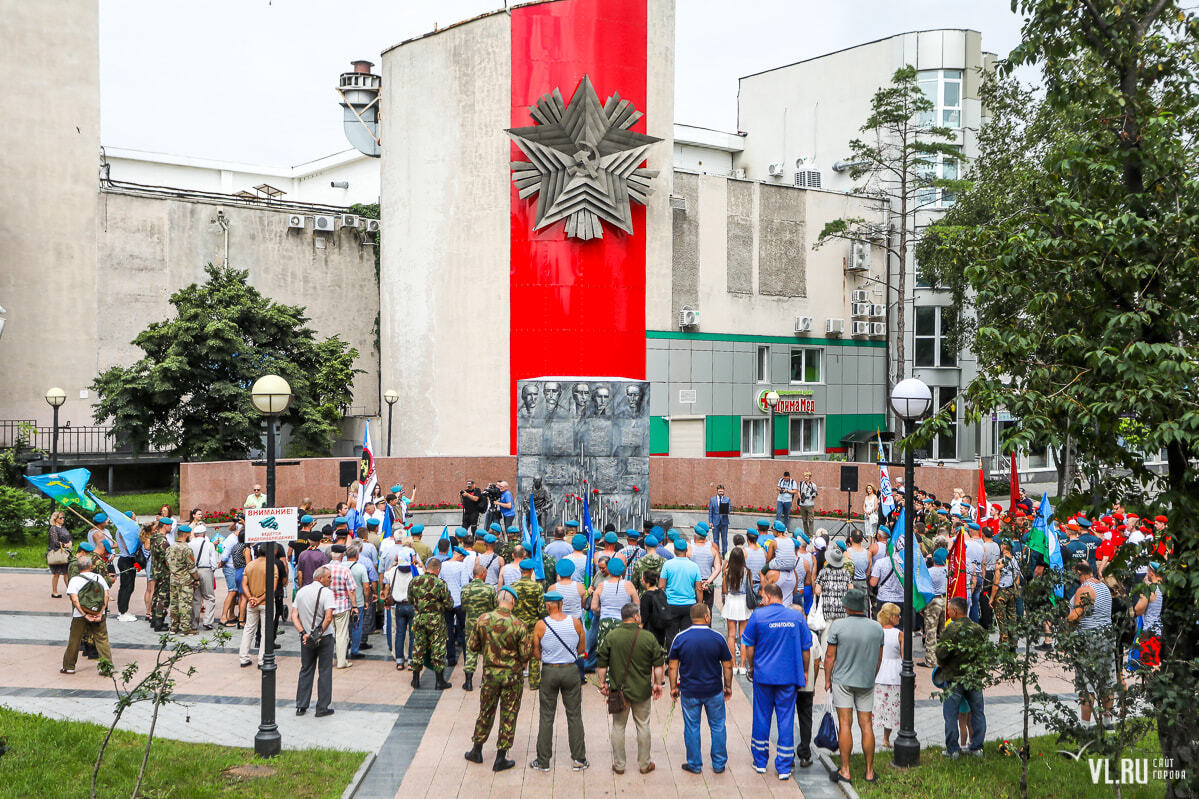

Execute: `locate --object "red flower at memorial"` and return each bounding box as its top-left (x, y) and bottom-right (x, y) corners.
top-left (592, 488), bottom-right (600, 495)
top-left (632, 486), bottom-right (640, 493)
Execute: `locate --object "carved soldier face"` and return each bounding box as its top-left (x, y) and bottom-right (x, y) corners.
top-left (595, 387), bottom-right (611, 415)
top-left (521, 383), bottom-right (540, 413)
top-left (572, 383), bottom-right (591, 416)
top-left (625, 384), bottom-right (644, 414)
top-left (544, 382), bottom-right (561, 411)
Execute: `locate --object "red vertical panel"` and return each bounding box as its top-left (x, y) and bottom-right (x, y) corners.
top-left (509, 0), bottom-right (649, 453)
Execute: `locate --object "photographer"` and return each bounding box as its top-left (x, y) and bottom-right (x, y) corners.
top-left (483, 482), bottom-right (503, 531)
top-left (460, 480), bottom-right (485, 533)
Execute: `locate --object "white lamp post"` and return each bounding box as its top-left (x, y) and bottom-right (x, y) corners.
top-left (764, 390), bottom-right (780, 459)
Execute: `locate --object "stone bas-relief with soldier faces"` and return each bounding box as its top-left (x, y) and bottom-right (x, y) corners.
top-left (516, 378), bottom-right (650, 530)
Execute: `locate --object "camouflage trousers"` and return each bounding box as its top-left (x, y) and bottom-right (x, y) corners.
top-left (412, 612), bottom-right (447, 671)
top-left (472, 668), bottom-right (524, 749)
top-left (522, 619), bottom-right (541, 689)
top-left (169, 581), bottom-right (196, 632)
top-left (921, 596), bottom-right (945, 667)
top-left (992, 586), bottom-right (1018, 645)
top-left (595, 617), bottom-right (620, 662)
top-left (151, 576), bottom-right (171, 625)
top-left (463, 614), bottom-right (483, 673)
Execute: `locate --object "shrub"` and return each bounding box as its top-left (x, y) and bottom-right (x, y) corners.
top-left (0, 486), bottom-right (47, 544)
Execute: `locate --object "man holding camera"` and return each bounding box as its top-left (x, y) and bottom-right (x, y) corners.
top-left (461, 480), bottom-right (485, 533)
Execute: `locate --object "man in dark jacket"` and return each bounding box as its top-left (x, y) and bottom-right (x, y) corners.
top-left (935, 597), bottom-right (987, 758)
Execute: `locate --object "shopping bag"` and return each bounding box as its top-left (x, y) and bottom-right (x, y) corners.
top-left (814, 693), bottom-right (839, 751)
top-left (807, 596), bottom-right (827, 633)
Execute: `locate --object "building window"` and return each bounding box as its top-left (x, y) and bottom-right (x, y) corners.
top-left (789, 416), bottom-right (824, 455)
top-left (756, 345), bottom-right (769, 383)
top-left (790, 347), bottom-right (822, 383)
top-left (915, 147), bottom-right (961, 209)
top-left (916, 386), bottom-right (959, 461)
top-left (741, 418), bottom-right (768, 457)
top-left (917, 69), bottom-right (962, 128)
top-left (914, 306), bottom-right (956, 367)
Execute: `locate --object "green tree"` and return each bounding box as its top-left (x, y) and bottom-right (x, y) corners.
top-left (818, 65), bottom-right (966, 383)
top-left (91, 264), bottom-right (361, 460)
top-left (915, 2), bottom-right (1199, 793)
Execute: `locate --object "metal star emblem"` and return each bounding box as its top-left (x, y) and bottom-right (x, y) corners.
top-left (507, 75), bottom-right (661, 241)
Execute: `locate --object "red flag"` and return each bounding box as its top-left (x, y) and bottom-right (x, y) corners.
top-left (1008, 452), bottom-right (1020, 513)
top-left (947, 530), bottom-right (969, 602)
top-left (977, 468), bottom-right (988, 522)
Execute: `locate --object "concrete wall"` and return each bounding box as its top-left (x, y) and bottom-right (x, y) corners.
top-left (643, 0), bottom-right (677, 334)
top-left (379, 13), bottom-right (512, 457)
top-left (0, 0), bottom-right (100, 427)
top-left (96, 191), bottom-right (379, 414)
top-left (180, 454), bottom-right (974, 519)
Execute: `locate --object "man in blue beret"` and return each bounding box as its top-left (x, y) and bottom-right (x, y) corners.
top-left (512, 557), bottom-right (546, 689)
top-left (660, 539), bottom-right (702, 650)
top-left (530, 589), bottom-right (588, 772)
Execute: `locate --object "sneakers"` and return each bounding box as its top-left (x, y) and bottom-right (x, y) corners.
top-left (529, 760), bottom-right (551, 772)
top-left (117, 613), bottom-right (137, 622)
top-left (681, 764), bottom-right (702, 774)
top-left (571, 759), bottom-right (590, 771)
top-left (753, 765), bottom-right (767, 774)
top-left (778, 772), bottom-right (792, 780)
top-left (967, 749), bottom-right (983, 758)
top-left (942, 750), bottom-right (960, 759)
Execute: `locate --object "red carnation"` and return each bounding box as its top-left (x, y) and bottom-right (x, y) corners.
top-left (632, 486), bottom-right (640, 492)
top-left (593, 488), bottom-right (599, 494)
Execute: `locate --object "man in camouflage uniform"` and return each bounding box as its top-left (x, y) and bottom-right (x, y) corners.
top-left (628, 535), bottom-right (665, 597)
top-left (511, 558), bottom-right (545, 689)
top-left (464, 585), bottom-right (532, 772)
top-left (499, 525), bottom-right (522, 564)
top-left (166, 525), bottom-right (200, 634)
top-left (460, 562), bottom-right (498, 691)
top-left (148, 519), bottom-right (172, 631)
top-left (408, 556), bottom-right (453, 690)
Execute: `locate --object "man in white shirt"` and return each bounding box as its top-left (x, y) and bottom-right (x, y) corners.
top-left (439, 547), bottom-right (470, 667)
top-left (796, 471), bottom-right (819, 540)
top-left (62, 555), bottom-right (112, 674)
top-left (189, 530), bottom-right (221, 630)
top-left (244, 484), bottom-right (268, 510)
top-left (383, 550), bottom-right (417, 667)
top-left (776, 471), bottom-right (798, 527)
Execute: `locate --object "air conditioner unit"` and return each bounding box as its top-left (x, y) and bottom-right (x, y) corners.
top-left (870, 304), bottom-right (887, 318)
top-left (826, 318), bottom-right (845, 335)
top-left (851, 321), bottom-right (871, 336)
top-left (851, 302), bottom-right (871, 317)
top-left (364, 219), bottom-right (381, 234)
top-left (287, 214), bottom-right (306, 230)
top-left (847, 240), bottom-right (870, 271)
top-left (794, 169), bottom-right (821, 188)
top-left (767, 163), bottom-right (785, 177)
top-left (732, 168), bottom-right (746, 179)
top-left (871, 322), bottom-right (887, 336)
top-left (679, 307), bottom-right (699, 329)
top-left (850, 289), bottom-right (868, 304)
top-left (312, 214), bottom-right (336, 232)
top-left (794, 315), bottom-right (813, 333)
top-left (339, 214), bottom-right (360, 228)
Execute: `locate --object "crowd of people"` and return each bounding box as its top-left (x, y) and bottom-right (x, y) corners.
top-left (50, 473), bottom-right (1171, 783)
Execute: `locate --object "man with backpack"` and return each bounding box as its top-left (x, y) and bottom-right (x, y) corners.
top-left (61, 554), bottom-right (112, 674)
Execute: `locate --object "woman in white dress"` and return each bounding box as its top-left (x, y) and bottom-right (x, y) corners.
top-left (874, 602), bottom-right (904, 748)
top-left (720, 547), bottom-right (752, 673)
top-left (862, 484), bottom-right (879, 539)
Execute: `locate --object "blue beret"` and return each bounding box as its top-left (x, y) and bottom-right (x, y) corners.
top-left (836, 540), bottom-right (848, 551)
top-left (79, 542), bottom-right (95, 551)
top-left (125, 511), bottom-right (137, 519)
top-left (667, 528), bottom-right (679, 539)
top-left (483, 533), bottom-right (497, 543)
top-left (498, 585), bottom-right (518, 600)
top-left (366, 518), bottom-right (380, 527)
top-left (93, 513), bottom-right (108, 524)
top-left (300, 515), bottom-right (315, 524)
top-left (879, 527), bottom-right (890, 538)
top-left (645, 536), bottom-right (659, 547)
top-left (773, 520), bottom-right (787, 533)
top-left (391, 484), bottom-right (403, 493)
top-left (968, 522), bottom-right (981, 531)
top-left (694, 527), bottom-right (708, 538)
top-left (454, 546), bottom-right (468, 557)
top-left (505, 526), bottom-right (518, 535)
top-left (651, 525), bottom-right (664, 537)
top-left (937, 509), bottom-right (948, 515)
top-left (520, 558), bottom-right (537, 570)
top-left (603, 532), bottom-right (619, 544)
top-left (608, 558), bottom-right (627, 576)
top-left (158, 517), bottom-right (172, 525)
top-left (571, 534), bottom-right (587, 550)
top-left (933, 547), bottom-right (949, 565)
top-left (757, 519), bottom-right (771, 529)
top-left (454, 527), bottom-right (468, 537)
top-left (565, 520), bottom-right (580, 528)
top-left (490, 522), bottom-right (502, 534)
top-left (798, 532), bottom-right (810, 544)
top-left (674, 539), bottom-right (688, 552)
top-left (333, 516), bottom-right (347, 525)
top-left (1077, 517), bottom-right (1092, 528)
top-left (694, 521), bottom-right (709, 532)
top-left (177, 524), bottom-right (192, 534)
top-left (543, 591), bottom-right (564, 602)
top-left (410, 524), bottom-right (425, 534)
top-left (625, 528), bottom-right (639, 538)
top-left (555, 559), bottom-right (575, 577)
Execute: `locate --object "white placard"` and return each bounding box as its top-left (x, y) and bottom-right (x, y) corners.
top-left (679, 389), bottom-right (697, 404)
top-left (243, 506), bottom-right (298, 545)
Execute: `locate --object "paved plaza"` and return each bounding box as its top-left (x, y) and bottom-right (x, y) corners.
top-left (0, 567), bottom-right (1086, 798)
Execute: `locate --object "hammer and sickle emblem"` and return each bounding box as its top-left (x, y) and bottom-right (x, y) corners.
top-left (569, 142), bottom-right (601, 179)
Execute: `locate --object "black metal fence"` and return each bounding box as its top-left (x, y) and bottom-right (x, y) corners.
top-left (0, 419), bottom-right (143, 455)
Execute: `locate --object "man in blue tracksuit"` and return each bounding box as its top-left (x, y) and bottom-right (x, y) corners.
top-left (742, 582), bottom-right (812, 779)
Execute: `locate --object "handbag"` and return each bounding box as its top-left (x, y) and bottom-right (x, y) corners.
top-left (607, 628), bottom-right (641, 715)
top-left (302, 588), bottom-right (327, 652)
top-left (745, 578), bottom-right (760, 611)
top-left (47, 546), bottom-right (69, 566)
top-left (814, 693), bottom-right (839, 751)
top-left (807, 596), bottom-right (827, 633)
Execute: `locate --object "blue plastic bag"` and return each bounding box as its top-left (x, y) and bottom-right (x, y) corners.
top-left (814, 694), bottom-right (839, 751)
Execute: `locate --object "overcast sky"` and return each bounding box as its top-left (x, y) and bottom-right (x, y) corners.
top-left (99, 0), bottom-right (1026, 165)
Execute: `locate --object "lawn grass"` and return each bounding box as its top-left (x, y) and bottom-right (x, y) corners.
top-left (89, 489), bottom-right (179, 517)
top-left (1, 540), bottom-right (55, 568)
top-left (846, 730), bottom-right (1164, 799)
top-left (0, 706), bottom-right (365, 799)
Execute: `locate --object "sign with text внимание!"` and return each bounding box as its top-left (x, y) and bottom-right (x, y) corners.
top-left (244, 507), bottom-right (297, 545)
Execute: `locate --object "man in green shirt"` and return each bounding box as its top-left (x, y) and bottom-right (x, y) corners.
top-left (935, 596), bottom-right (987, 758)
top-left (596, 602), bottom-right (665, 775)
